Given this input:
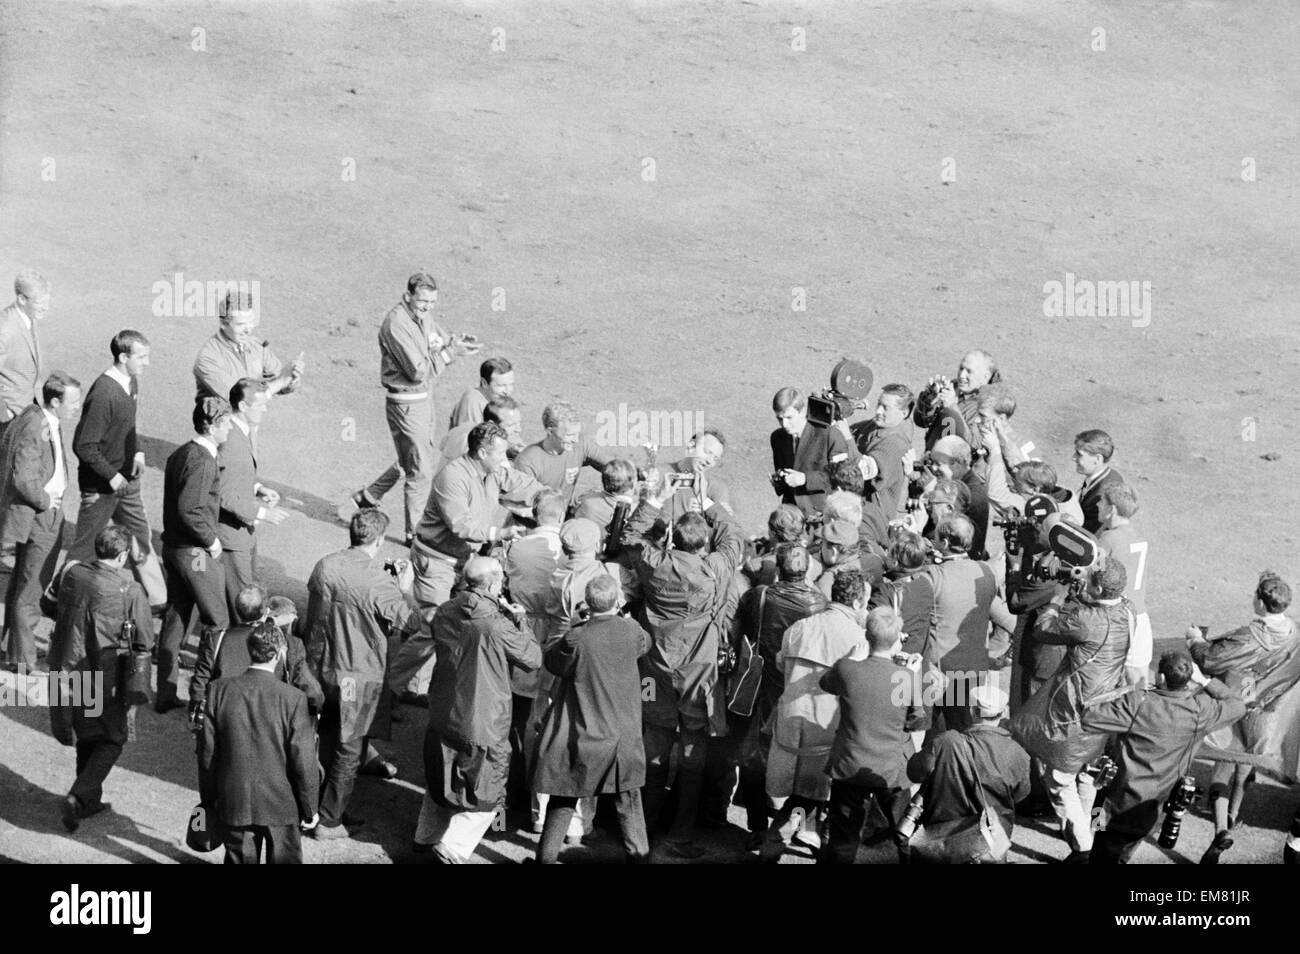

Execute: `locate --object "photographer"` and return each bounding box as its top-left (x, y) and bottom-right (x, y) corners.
top-left (913, 350), bottom-right (1001, 451)
top-left (770, 387), bottom-right (856, 517)
top-left (904, 685), bottom-right (1031, 864)
top-left (1012, 561), bottom-right (1130, 862)
top-left (46, 526), bottom-right (154, 833)
top-left (619, 470), bottom-right (745, 859)
top-left (304, 509), bottom-right (420, 840)
top-left (1081, 650), bottom-right (1246, 864)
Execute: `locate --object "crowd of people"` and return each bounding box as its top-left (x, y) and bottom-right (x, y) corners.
top-left (2, 267), bottom-right (1298, 865)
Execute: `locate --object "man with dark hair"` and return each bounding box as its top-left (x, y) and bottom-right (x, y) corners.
top-left (343, 271), bottom-right (481, 544)
top-left (440, 395), bottom-right (523, 462)
top-left (920, 514), bottom-right (1016, 734)
top-left (68, 331), bottom-right (163, 609)
top-left (1082, 650), bottom-right (1247, 864)
top-left (156, 396), bottom-right (234, 713)
top-left (217, 378), bottom-right (288, 620)
top-left (532, 574), bottom-right (653, 863)
top-left (1074, 428), bottom-right (1126, 534)
top-left (0, 371), bottom-right (81, 671)
top-left (770, 386), bottom-right (855, 517)
top-left (759, 569), bottom-right (867, 862)
top-left (870, 530), bottom-right (937, 722)
top-left (620, 472), bottom-right (745, 858)
top-left (742, 505), bottom-right (811, 587)
top-left (1097, 482), bottom-right (1151, 685)
top-left (47, 526), bottom-right (154, 832)
top-left (193, 289), bottom-right (305, 402)
top-left (1006, 459), bottom-right (1085, 526)
top-left (416, 556), bottom-right (541, 862)
top-left (449, 356), bottom-right (515, 429)
top-left (928, 435), bottom-right (996, 561)
top-left (713, 543), bottom-right (827, 844)
top-left (200, 620), bottom-right (319, 864)
top-left (1187, 571), bottom-right (1298, 863)
top-left (574, 458), bottom-right (639, 542)
top-left (819, 606), bottom-right (925, 863)
top-left (1017, 561), bottom-right (1131, 862)
top-left (663, 427), bottom-right (732, 518)
top-left (905, 684), bottom-right (1031, 863)
top-left (304, 508), bottom-right (419, 839)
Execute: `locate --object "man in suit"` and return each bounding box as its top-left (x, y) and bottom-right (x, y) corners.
top-left (819, 606), bottom-right (926, 863)
top-left (1074, 428), bottom-right (1126, 534)
top-left (0, 269), bottom-right (49, 443)
top-left (0, 372), bottom-right (81, 671)
top-left (156, 397), bottom-right (233, 713)
top-left (769, 386), bottom-right (856, 517)
top-left (199, 620), bottom-right (319, 864)
top-left (217, 378), bottom-right (288, 619)
top-left (46, 527), bottom-right (154, 832)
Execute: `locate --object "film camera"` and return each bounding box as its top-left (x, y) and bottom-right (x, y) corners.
top-left (913, 376), bottom-right (955, 428)
top-left (806, 358), bottom-right (874, 427)
top-left (992, 493), bottom-right (1059, 556)
top-left (1024, 513), bottom-right (1103, 586)
top-left (383, 558), bottom-right (410, 577)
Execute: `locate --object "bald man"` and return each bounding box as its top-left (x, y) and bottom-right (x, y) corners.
top-left (917, 350), bottom-right (1000, 452)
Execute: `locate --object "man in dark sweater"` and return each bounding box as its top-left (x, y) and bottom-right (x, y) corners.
top-left (69, 331), bottom-right (155, 567)
top-left (156, 396), bottom-right (233, 712)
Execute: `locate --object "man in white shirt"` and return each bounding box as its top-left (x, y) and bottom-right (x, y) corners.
top-left (0, 372), bottom-right (81, 671)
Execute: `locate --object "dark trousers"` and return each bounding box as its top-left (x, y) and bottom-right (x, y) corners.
top-left (642, 721), bottom-right (707, 843)
top-left (822, 780), bottom-right (912, 864)
top-left (317, 701), bottom-right (368, 826)
top-left (2, 509), bottom-right (62, 669)
top-left (701, 716), bottom-right (768, 833)
top-left (158, 544), bottom-right (229, 705)
top-left (222, 824), bottom-right (302, 864)
top-left (538, 791), bottom-right (650, 864)
top-left (1090, 829), bottom-right (1143, 864)
top-left (68, 481), bottom-right (152, 562)
top-left (71, 738), bottom-right (123, 807)
top-left (220, 546), bottom-right (256, 623)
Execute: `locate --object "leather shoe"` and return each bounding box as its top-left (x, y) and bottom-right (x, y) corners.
top-left (1200, 830), bottom-right (1233, 865)
top-left (61, 795), bottom-right (80, 832)
top-left (309, 823), bottom-right (350, 841)
top-left (79, 800), bottom-right (110, 819)
top-left (340, 812), bottom-right (367, 827)
top-left (155, 698), bottom-right (185, 714)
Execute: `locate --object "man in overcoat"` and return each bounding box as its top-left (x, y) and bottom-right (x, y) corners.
top-left (531, 574), bottom-right (652, 863)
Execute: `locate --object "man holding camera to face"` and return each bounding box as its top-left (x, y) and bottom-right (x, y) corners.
top-left (770, 386), bottom-right (856, 518)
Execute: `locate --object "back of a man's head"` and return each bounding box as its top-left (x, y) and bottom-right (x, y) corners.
top-left (533, 488), bottom-right (566, 527)
top-left (673, 513), bottom-right (710, 554)
top-left (936, 514), bottom-right (975, 554)
top-left (1256, 570), bottom-right (1292, 614)
top-left (350, 508), bottom-right (389, 547)
top-left (234, 583), bottom-right (268, 624)
top-left (887, 531), bottom-right (927, 573)
top-left (585, 574), bottom-right (620, 615)
top-left (247, 619), bottom-right (286, 665)
top-left (824, 490), bottom-right (863, 525)
top-left (94, 525), bottom-right (132, 562)
top-left (463, 556), bottom-right (501, 591)
top-left (831, 569), bottom-right (866, 608)
top-left (1092, 560), bottom-right (1128, 600)
top-left (865, 607), bottom-right (902, 653)
top-left (776, 543), bottom-right (809, 582)
top-left (1159, 650), bottom-right (1194, 690)
top-left (768, 505), bottom-right (805, 544)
